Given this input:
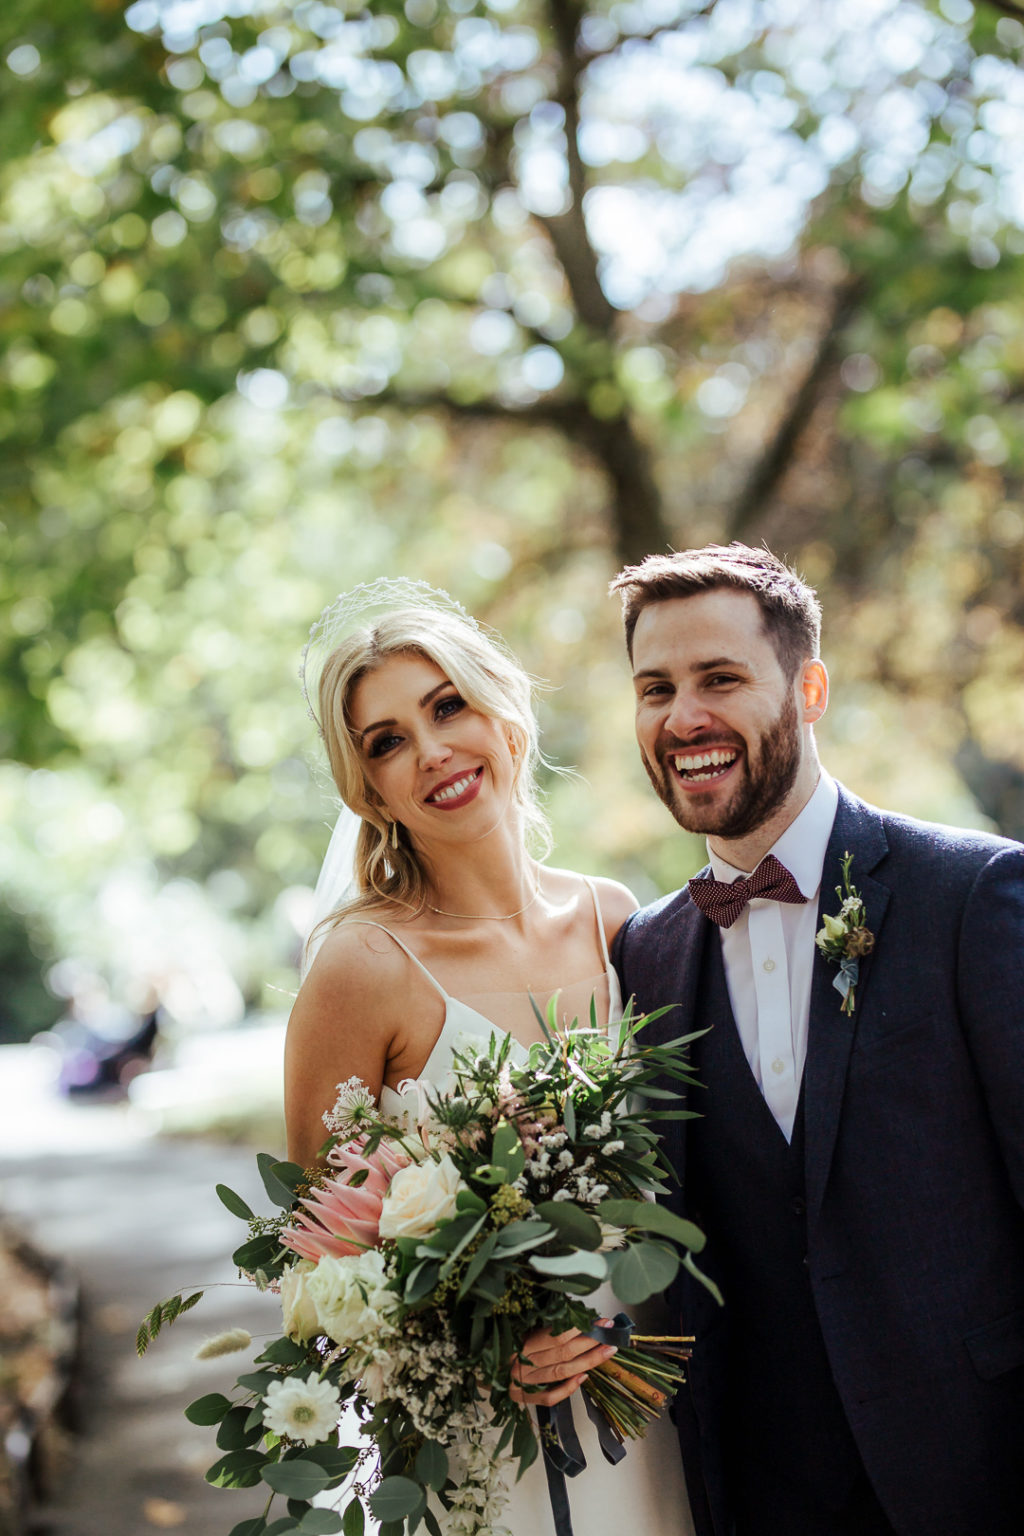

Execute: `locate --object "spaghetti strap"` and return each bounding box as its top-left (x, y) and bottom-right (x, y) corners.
top-left (345, 920), bottom-right (451, 1005)
top-left (581, 875), bottom-right (612, 969)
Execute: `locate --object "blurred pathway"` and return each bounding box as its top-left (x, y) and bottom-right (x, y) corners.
top-left (0, 1047), bottom-right (282, 1536)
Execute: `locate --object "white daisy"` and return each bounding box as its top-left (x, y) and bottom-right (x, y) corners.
top-left (262, 1372), bottom-right (341, 1445)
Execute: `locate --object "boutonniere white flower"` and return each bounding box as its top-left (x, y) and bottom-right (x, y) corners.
top-left (815, 851), bottom-right (875, 1015)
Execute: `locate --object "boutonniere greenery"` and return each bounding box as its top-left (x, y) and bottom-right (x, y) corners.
top-left (815, 851), bottom-right (875, 1016)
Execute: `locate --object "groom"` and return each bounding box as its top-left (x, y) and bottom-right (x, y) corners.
top-left (609, 545), bottom-right (1024, 1536)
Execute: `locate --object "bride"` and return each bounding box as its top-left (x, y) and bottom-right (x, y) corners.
top-left (284, 581), bottom-right (695, 1536)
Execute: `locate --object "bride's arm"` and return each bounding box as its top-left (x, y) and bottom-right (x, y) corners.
top-left (283, 923), bottom-right (405, 1168)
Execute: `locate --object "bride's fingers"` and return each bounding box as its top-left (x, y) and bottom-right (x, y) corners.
top-left (515, 1319), bottom-right (615, 1374)
top-left (515, 1342), bottom-right (617, 1390)
top-left (509, 1373), bottom-right (587, 1408)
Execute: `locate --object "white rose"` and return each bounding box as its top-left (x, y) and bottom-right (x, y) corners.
top-left (279, 1260), bottom-right (320, 1343)
top-left (377, 1153), bottom-right (466, 1241)
top-left (306, 1249), bottom-right (394, 1344)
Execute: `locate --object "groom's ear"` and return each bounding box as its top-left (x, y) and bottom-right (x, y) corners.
top-left (799, 659), bottom-right (828, 723)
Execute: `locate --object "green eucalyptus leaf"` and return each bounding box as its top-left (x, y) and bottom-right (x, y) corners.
top-left (217, 1184), bottom-right (255, 1220)
top-left (300, 1444), bottom-right (358, 1481)
top-left (257, 1337), bottom-right (309, 1366)
top-left (261, 1459), bottom-right (333, 1498)
top-left (530, 1250), bottom-right (607, 1283)
top-left (414, 1440), bottom-right (449, 1492)
top-left (258, 1152), bottom-right (301, 1209)
top-left (596, 1199), bottom-right (706, 1252)
top-left (217, 1403), bottom-right (264, 1450)
top-left (234, 1233), bottom-right (283, 1271)
top-left (229, 1520), bottom-right (267, 1536)
top-left (404, 1259), bottom-right (441, 1306)
top-left (369, 1475), bottom-right (424, 1521)
top-left (456, 1231), bottom-right (499, 1300)
top-left (237, 1370), bottom-right (279, 1393)
top-left (684, 1248), bottom-right (725, 1306)
top-left (206, 1449), bottom-right (267, 1488)
top-left (295, 1510), bottom-right (344, 1534)
top-left (185, 1391), bottom-right (233, 1426)
top-left (493, 1219), bottom-right (552, 1256)
top-left (512, 1413), bottom-right (538, 1475)
top-left (605, 1240), bottom-right (679, 1304)
top-left (341, 1502), bottom-right (365, 1536)
top-left (532, 1202), bottom-right (602, 1251)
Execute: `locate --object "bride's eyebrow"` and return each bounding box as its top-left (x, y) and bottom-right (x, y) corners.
top-left (356, 682), bottom-right (454, 742)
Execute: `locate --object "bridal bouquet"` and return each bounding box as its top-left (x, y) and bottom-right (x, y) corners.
top-left (139, 1002), bottom-right (716, 1536)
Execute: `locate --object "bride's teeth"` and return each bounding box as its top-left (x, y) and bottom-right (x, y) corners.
top-left (430, 771), bottom-right (477, 803)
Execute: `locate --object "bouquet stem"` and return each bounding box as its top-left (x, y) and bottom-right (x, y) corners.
top-left (583, 1337), bottom-right (692, 1440)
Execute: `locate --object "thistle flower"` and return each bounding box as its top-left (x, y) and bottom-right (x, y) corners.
top-left (193, 1328), bottom-right (252, 1360)
top-left (262, 1372), bottom-right (341, 1445)
top-left (322, 1075), bottom-right (378, 1138)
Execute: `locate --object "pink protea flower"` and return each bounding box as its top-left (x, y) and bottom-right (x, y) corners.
top-left (281, 1136), bottom-right (412, 1261)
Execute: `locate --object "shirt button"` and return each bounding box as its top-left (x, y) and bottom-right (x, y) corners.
top-left (762, 957), bottom-right (776, 973)
top-left (771, 1057), bottom-right (785, 1075)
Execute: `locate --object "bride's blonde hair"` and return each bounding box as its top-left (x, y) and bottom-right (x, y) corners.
top-left (316, 606), bottom-right (550, 926)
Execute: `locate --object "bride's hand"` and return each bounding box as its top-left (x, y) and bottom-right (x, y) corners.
top-left (510, 1321), bottom-right (617, 1408)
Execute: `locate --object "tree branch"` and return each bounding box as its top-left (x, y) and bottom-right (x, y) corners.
top-left (314, 382), bottom-right (595, 430)
top-left (727, 275), bottom-right (867, 539)
top-left (578, 1), bottom-right (720, 63)
top-left (981, 0), bottom-right (1024, 22)
top-left (538, 0), bottom-right (619, 334)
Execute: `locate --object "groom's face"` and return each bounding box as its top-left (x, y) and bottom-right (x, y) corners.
top-left (631, 589), bottom-right (814, 842)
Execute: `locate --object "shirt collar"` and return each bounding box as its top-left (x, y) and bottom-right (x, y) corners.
top-left (707, 770), bottom-right (839, 897)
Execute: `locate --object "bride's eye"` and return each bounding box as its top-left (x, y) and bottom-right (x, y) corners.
top-left (435, 693), bottom-right (465, 720)
top-left (367, 732), bottom-right (401, 758)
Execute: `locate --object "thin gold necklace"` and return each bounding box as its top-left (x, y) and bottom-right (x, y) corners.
top-left (426, 882), bottom-right (540, 921)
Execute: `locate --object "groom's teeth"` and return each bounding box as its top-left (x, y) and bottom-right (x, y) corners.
top-left (429, 772), bottom-right (478, 803)
top-left (672, 749), bottom-right (737, 774)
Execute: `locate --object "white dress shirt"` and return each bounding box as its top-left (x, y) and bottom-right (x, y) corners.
top-left (707, 771), bottom-right (839, 1141)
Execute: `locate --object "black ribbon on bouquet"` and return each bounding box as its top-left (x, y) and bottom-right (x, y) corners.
top-left (536, 1312), bottom-right (635, 1536)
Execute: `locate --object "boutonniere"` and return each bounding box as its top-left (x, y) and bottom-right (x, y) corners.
top-left (815, 851), bottom-right (875, 1015)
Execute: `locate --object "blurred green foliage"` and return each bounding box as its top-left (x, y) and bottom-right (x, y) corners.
top-left (2, 0), bottom-right (1023, 1039)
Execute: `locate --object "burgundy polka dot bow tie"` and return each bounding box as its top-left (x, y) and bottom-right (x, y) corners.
top-left (688, 853), bottom-right (807, 929)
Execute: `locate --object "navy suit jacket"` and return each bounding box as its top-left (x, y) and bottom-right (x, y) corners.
top-left (613, 784), bottom-right (1024, 1536)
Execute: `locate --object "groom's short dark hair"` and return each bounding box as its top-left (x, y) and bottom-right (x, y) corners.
top-left (610, 543), bottom-right (821, 679)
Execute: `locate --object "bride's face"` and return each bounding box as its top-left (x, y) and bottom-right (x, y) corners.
top-left (348, 651), bottom-right (517, 846)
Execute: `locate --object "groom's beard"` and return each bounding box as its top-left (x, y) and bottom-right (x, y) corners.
top-left (644, 690), bottom-right (801, 841)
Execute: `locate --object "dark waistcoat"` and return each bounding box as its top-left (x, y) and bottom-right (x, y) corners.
top-left (687, 929), bottom-right (877, 1528)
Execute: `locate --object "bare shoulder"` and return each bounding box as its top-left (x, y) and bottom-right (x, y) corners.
top-left (586, 873), bottom-right (639, 942)
top-left (290, 915), bottom-right (412, 1032)
top-left (545, 866), bottom-right (639, 945)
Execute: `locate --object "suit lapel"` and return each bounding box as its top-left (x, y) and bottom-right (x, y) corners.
top-left (803, 787), bottom-right (891, 1226)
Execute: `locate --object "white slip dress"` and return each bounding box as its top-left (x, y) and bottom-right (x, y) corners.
top-left (357, 880), bottom-right (695, 1536)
